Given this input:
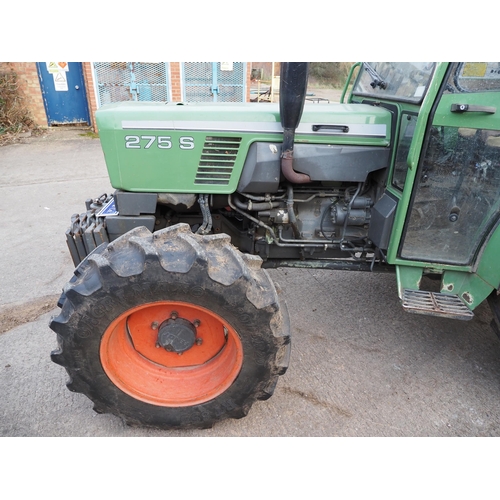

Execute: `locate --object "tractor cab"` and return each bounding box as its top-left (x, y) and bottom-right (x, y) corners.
top-left (346, 62), bottom-right (500, 319)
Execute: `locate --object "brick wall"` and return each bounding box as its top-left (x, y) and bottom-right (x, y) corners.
top-left (0, 62), bottom-right (252, 130)
top-left (246, 62), bottom-right (251, 102)
top-left (0, 62), bottom-right (48, 127)
top-left (1, 62), bottom-right (254, 133)
top-left (82, 62), bottom-right (98, 131)
top-left (170, 62), bottom-right (182, 101)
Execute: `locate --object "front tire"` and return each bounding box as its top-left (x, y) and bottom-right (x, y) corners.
top-left (50, 224), bottom-right (290, 429)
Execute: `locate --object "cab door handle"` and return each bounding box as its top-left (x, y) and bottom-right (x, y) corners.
top-left (451, 103), bottom-right (496, 114)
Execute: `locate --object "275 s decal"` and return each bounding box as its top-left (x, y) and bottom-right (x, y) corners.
top-left (125, 135), bottom-right (195, 150)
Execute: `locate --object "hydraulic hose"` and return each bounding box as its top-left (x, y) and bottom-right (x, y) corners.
top-left (232, 195), bottom-right (283, 212)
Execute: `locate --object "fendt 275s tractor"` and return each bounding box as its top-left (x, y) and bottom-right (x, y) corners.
top-left (50, 62), bottom-right (500, 429)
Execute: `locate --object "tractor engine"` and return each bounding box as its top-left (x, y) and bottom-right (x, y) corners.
top-left (219, 136), bottom-right (389, 263)
top-left (228, 179), bottom-right (380, 263)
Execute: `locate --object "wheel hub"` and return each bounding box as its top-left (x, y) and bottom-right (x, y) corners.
top-left (157, 317), bottom-right (196, 353)
top-left (100, 300), bottom-right (244, 407)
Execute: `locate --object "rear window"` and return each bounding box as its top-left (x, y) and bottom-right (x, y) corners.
top-left (445, 62), bottom-right (500, 93)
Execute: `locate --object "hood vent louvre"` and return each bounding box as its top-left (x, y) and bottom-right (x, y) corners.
top-left (195, 136), bottom-right (242, 185)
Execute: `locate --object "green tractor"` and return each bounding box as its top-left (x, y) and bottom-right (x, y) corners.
top-left (50, 62), bottom-right (500, 429)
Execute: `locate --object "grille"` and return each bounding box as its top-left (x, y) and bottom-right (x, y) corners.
top-left (93, 62), bottom-right (170, 106)
top-left (195, 137), bottom-right (242, 185)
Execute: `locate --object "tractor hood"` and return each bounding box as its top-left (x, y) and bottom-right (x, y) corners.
top-left (95, 101), bottom-right (391, 194)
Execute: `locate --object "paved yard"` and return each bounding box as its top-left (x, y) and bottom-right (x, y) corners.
top-left (1, 128), bottom-right (500, 438)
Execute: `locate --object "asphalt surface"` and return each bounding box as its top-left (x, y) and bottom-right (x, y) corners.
top-left (1, 126), bottom-right (500, 437)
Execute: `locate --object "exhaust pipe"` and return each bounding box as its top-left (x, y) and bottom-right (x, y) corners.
top-left (279, 62), bottom-right (311, 184)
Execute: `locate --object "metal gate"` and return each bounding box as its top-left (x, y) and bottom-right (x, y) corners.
top-left (182, 62), bottom-right (246, 102)
top-left (93, 62), bottom-right (171, 106)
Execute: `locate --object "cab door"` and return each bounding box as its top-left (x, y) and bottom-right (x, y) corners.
top-left (399, 62), bottom-right (500, 267)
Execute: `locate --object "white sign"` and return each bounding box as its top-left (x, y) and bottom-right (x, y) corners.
top-left (46, 62), bottom-right (69, 91)
top-left (221, 62), bottom-right (233, 71)
top-left (53, 71), bottom-right (68, 91)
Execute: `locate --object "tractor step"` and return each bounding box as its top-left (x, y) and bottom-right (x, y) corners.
top-left (402, 289), bottom-right (474, 320)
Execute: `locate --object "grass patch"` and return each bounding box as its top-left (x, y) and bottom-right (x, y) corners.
top-left (79, 131), bottom-right (99, 139)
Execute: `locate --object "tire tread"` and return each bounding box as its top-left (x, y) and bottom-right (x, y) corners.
top-left (49, 223), bottom-right (291, 430)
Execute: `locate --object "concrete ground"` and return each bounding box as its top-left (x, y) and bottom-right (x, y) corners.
top-left (1, 127), bottom-right (500, 437)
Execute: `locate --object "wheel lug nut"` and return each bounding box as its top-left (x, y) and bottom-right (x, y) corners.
top-left (193, 319), bottom-right (201, 327)
top-left (151, 322), bottom-right (159, 330)
top-left (195, 338), bottom-right (203, 345)
top-left (170, 311), bottom-right (178, 320)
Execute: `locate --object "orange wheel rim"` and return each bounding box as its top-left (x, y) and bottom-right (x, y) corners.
top-left (100, 301), bottom-right (243, 407)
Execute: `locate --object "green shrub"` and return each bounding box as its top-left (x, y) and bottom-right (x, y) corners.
top-left (308, 62), bottom-right (353, 87)
top-left (0, 71), bottom-right (33, 134)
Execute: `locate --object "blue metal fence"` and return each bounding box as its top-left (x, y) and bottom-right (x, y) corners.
top-left (93, 62), bottom-right (171, 106)
top-left (182, 62), bottom-right (246, 102)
